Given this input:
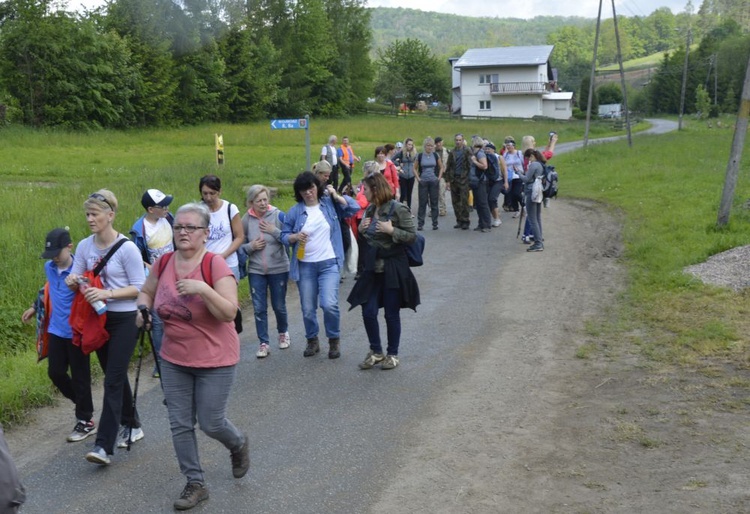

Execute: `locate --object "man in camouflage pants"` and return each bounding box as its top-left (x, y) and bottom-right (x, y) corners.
top-left (445, 133), bottom-right (471, 230)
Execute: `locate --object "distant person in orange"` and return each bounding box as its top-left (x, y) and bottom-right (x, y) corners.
top-left (337, 136), bottom-right (361, 195)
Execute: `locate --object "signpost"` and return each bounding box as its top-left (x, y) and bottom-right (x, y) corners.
top-left (215, 133), bottom-right (224, 165)
top-left (270, 115), bottom-right (311, 170)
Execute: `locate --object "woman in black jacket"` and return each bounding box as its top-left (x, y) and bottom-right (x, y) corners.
top-left (347, 173), bottom-right (420, 370)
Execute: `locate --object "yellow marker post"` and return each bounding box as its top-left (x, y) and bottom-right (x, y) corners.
top-left (215, 134), bottom-right (224, 165)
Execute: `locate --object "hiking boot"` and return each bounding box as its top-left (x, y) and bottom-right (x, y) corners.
top-left (461, 223), bottom-right (470, 230)
top-left (174, 482), bottom-right (209, 510)
top-left (527, 243), bottom-right (544, 252)
top-left (256, 343), bottom-right (270, 358)
top-left (85, 446), bottom-right (111, 465)
top-left (381, 355), bottom-right (400, 370)
top-left (230, 433), bottom-right (250, 479)
top-left (328, 338), bottom-right (341, 359)
top-left (358, 351), bottom-right (385, 370)
top-left (417, 225), bottom-right (423, 231)
top-left (453, 223), bottom-right (462, 229)
top-left (116, 425), bottom-right (144, 448)
top-left (278, 332), bottom-right (291, 349)
top-left (303, 337), bottom-right (320, 357)
top-left (432, 225), bottom-right (438, 230)
top-left (67, 419), bottom-right (97, 442)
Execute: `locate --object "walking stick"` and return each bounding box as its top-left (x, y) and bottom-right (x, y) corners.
top-left (128, 323), bottom-right (147, 452)
top-left (516, 197), bottom-right (526, 238)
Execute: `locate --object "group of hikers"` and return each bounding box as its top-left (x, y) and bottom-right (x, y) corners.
top-left (5, 128), bottom-right (558, 512)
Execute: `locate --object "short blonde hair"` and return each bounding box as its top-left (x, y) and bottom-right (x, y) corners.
top-left (362, 160), bottom-right (379, 176)
top-left (521, 135), bottom-right (536, 152)
top-left (84, 189), bottom-right (118, 213)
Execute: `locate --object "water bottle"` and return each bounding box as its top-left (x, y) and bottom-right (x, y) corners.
top-left (77, 277), bottom-right (107, 315)
top-left (296, 238), bottom-right (306, 260)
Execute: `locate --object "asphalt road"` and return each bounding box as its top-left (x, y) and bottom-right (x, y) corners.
top-left (12, 120), bottom-right (677, 513)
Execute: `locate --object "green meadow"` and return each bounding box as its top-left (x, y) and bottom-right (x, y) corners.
top-left (1, 114), bottom-right (748, 425)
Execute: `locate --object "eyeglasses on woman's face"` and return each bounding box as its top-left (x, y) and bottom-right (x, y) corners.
top-left (173, 224), bottom-right (206, 234)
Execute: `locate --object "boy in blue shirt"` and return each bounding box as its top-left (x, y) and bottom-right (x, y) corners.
top-left (22, 228), bottom-right (95, 442)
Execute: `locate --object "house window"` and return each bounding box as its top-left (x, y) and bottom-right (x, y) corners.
top-left (479, 74), bottom-right (492, 85)
top-left (479, 100), bottom-right (491, 111)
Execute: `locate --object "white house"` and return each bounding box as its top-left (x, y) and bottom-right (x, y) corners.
top-left (452, 46), bottom-right (573, 120)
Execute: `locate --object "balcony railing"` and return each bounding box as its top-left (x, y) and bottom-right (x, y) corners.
top-left (489, 82), bottom-right (550, 94)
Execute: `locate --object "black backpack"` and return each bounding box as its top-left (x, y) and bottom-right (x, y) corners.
top-left (541, 164), bottom-right (559, 199)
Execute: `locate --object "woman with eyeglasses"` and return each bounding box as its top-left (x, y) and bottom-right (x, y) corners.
top-left (135, 203), bottom-right (248, 510)
top-left (199, 175), bottom-right (244, 280)
top-left (281, 171), bottom-right (359, 360)
top-left (64, 189), bottom-right (146, 465)
top-left (347, 172), bottom-right (420, 371)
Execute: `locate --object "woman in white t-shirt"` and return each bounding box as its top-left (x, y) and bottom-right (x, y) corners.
top-left (199, 175), bottom-right (244, 279)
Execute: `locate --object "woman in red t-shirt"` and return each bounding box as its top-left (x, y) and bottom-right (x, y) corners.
top-left (374, 145), bottom-right (400, 199)
top-left (136, 202), bottom-right (249, 511)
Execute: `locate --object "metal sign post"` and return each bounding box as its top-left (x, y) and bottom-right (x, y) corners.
top-left (270, 115), bottom-right (310, 170)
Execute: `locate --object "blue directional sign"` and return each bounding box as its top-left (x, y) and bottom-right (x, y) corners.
top-left (270, 118), bottom-right (307, 130)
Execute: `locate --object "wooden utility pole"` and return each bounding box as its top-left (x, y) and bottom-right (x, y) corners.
top-left (716, 54), bottom-right (750, 226)
top-left (678, 28), bottom-right (691, 130)
top-left (611, 0), bottom-right (632, 147)
top-left (583, 0), bottom-right (604, 148)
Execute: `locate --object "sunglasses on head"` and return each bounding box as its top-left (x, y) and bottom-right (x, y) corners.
top-left (89, 193), bottom-right (114, 211)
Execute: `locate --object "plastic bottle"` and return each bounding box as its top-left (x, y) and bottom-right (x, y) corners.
top-left (78, 277), bottom-right (107, 315)
top-left (296, 238), bottom-right (306, 260)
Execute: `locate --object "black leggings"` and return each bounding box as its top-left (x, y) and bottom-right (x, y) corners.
top-left (338, 165), bottom-right (352, 194)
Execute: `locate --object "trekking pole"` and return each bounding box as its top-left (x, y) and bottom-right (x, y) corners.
top-left (516, 196), bottom-right (526, 238)
top-left (128, 324), bottom-right (146, 451)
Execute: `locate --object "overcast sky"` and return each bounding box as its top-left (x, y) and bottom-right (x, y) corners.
top-left (72, 0), bottom-right (690, 19)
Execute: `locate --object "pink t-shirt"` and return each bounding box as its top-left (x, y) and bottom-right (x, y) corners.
top-left (154, 253), bottom-right (240, 368)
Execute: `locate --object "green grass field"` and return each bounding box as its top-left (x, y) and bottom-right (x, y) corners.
top-left (0, 114), bottom-right (748, 425)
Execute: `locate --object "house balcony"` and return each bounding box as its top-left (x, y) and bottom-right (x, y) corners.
top-left (489, 82), bottom-right (551, 95)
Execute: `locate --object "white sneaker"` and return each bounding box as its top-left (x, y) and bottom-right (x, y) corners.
top-left (85, 446), bottom-right (110, 465)
top-left (278, 332), bottom-right (291, 349)
top-left (256, 343), bottom-right (270, 358)
top-left (116, 426), bottom-right (144, 448)
top-left (491, 219), bottom-right (502, 227)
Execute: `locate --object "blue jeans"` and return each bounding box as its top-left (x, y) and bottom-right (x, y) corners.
top-left (362, 274), bottom-right (402, 355)
top-left (249, 272), bottom-right (289, 344)
top-left (161, 360), bottom-right (244, 485)
top-left (297, 258), bottom-right (341, 340)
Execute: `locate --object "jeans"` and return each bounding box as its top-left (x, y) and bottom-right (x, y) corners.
top-left (297, 258), bottom-right (341, 340)
top-left (151, 309), bottom-right (164, 373)
top-left (525, 193), bottom-right (543, 244)
top-left (417, 179), bottom-right (439, 228)
top-left (47, 333), bottom-right (93, 422)
top-left (362, 274), bottom-right (402, 356)
top-left (399, 176), bottom-right (415, 210)
top-left (249, 272), bottom-right (289, 344)
top-left (94, 310), bottom-right (141, 454)
top-left (471, 180), bottom-right (492, 229)
top-left (161, 360), bottom-right (243, 485)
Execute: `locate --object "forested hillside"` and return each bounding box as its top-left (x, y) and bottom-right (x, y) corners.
top-left (370, 7), bottom-right (592, 57)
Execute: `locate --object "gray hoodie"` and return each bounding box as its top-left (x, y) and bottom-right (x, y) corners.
top-left (241, 206), bottom-right (290, 275)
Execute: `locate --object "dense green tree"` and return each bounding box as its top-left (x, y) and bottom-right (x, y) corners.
top-left (374, 38), bottom-right (449, 108)
top-left (597, 82), bottom-right (623, 104)
top-left (219, 28), bottom-right (281, 121)
top-left (174, 38), bottom-right (229, 123)
top-left (577, 75), bottom-right (599, 113)
top-left (694, 84), bottom-right (710, 118)
top-left (0, 1), bottom-right (136, 128)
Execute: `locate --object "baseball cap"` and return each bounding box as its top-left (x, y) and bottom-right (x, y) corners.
top-left (41, 228), bottom-right (72, 259)
top-left (141, 189), bottom-right (173, 209)
top-left (396, 142), bottom-right (403, 148)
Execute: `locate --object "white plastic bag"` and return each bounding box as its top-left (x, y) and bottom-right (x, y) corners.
top-left (345, 226), bottom-right (358, 275)
top-left (531, 177), bottom-right (543, 203)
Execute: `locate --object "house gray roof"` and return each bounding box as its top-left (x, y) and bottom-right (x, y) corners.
top-left (454, 46), bottom-right (554, 68)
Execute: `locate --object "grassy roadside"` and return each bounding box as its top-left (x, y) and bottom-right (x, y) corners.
top-left (560, 117), bottom-right (750, 386)
top-left (0, 115), bottom-right (745, 425)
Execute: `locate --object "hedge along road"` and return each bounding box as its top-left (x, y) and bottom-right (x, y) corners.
top-left (8, 121), bottom-right (686, 513)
